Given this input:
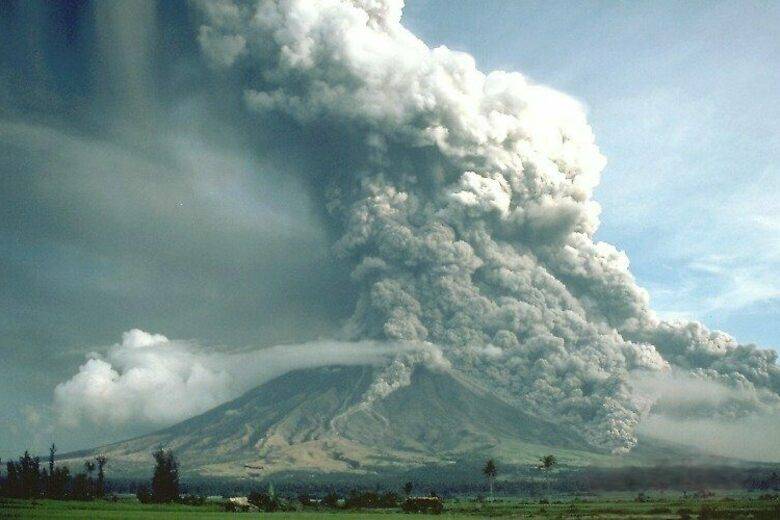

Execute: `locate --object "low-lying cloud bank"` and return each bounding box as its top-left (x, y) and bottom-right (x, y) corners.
top-left (631, 369), bottom-right (780, 461)
top-left (637, 413), bottom-right (780, 462)
top-left (54, 329), bottom-right (441, 427)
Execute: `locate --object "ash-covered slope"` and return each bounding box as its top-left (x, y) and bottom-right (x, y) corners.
top-left (62, 365), bottom-right (710, 479)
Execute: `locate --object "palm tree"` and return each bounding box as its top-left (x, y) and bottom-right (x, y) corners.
top-left (48, 444), bottom-right (56, 478)
top-left (95, 456), bottom-right (107, 497)
top-left (46, 444), bottom-right (57, 497)
top-left (538, 454), bottom-right (556, 471)
top-left (537, 454), bottom-right (557, 497)
top-left (482, 459), bottom-right (497, 500)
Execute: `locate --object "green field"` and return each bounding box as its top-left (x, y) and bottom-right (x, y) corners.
top-left (2, 495), bottom-right (779, 519)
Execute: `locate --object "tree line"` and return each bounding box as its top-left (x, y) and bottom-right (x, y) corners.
top-left (0, 444), bottom-right (107, 500)
top-left (481, 455), bottom-right (557, 500)
top-left (5, 445), bottom-right (777, 505)
top-left (225, 479), bottom-right (444, 513)
top-left (0, 445), bottom-right (183, 504)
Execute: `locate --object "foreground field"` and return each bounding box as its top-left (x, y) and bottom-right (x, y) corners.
top-left (2, 495), bottom-right (779, 519)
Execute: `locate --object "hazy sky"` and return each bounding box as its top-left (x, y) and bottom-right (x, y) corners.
top-left (1, 0), bottom-right (778, 457)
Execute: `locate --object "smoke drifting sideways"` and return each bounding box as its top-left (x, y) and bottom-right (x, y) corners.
top-left (54, 329), bottom-right (442, 428)
top-left (188, 0), bottom-right (779, 454)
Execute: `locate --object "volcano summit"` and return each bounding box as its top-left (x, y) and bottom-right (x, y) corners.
top-left (38, 0), bottom-right (780, 467)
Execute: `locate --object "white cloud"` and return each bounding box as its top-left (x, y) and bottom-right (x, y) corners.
top-left (54, 329), bottom-right (434, 428)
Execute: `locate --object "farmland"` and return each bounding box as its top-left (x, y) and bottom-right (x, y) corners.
top-left (2, 493), bottom-right (779, 519)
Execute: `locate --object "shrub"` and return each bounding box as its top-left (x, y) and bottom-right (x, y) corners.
top-left (402, 497), bottom-right (443, 515)
top-left (136, 485), bottom-right (152, 504)
top-left (248, 491), bottom-right (278, 512)
top-left (70, 473), bottom-right (94, 501)
top-left (179, 494), bottom-right (206, 506)
top-left (247, 491), bottom-right (295, 512)
top-left (323, 491), bottom-right (340, 508)
top-left (47, 466), bottom-right (70, 500)
top-left (344, 490), bottom-right (398, 509)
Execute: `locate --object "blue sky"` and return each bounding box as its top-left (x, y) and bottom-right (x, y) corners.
top-left (404, 0), bottom-right (780, 351)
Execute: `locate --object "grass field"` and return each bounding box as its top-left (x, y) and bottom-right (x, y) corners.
top-left (2, 495), bottom-right (779, 519)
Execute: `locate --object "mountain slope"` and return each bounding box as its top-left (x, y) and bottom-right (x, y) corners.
top-left (60, 365), bottom-right (720, 478)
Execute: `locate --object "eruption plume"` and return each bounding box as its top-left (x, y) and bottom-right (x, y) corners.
top-left (190, 0), bottom-right (780, 453)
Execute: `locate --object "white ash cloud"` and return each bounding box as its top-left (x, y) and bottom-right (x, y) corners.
top-left (54, 329), bottom-right (436, 427)
top-left (191, 0), bottom-right (780, 453)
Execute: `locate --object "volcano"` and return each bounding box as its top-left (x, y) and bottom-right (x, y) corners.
top-left (59, 365), bottom-right (715, 480)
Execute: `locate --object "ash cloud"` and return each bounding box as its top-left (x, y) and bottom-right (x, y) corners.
top-left (191, 0), bottom-right (780, 453)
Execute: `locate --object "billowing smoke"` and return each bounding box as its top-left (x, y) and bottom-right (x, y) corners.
top-left (192, 0), bottom-right (780, 454)
top-left (54, 329), bottom-right (436, 427)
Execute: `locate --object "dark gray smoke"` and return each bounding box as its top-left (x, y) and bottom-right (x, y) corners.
top-left (192, 0), bottom-right (780, 453)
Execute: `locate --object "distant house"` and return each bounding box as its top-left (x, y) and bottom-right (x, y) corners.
top-left (228, 496), bottom-right (249, 507)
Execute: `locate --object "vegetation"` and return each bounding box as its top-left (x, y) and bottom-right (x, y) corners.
top-left (3, 446), bottom-right (780, 519)
top-left (149, 449), bottom-right (179, 503)
top-left (2, 493), bottom-right (780, 518)
top-left (0, 448), bottom-right (107, 501)
top-left (4, 451), bottom-right (42, 499)
top-left (344, 490), bottom-right (399, 509)
top-left (242, 483), bottom-right (297, 512)
top-left (95, 455), bottom-right (107, 498)
top-left (402, 496), bottom-right (444, 514)
top-left (0, 445), bottom-right (180, 506)
top-left (538, 454), bottom-right (557, 472)
top-left (537, 454), bottom-right (557, 497)
top-left (482, 459), bottom-right (497, 499)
